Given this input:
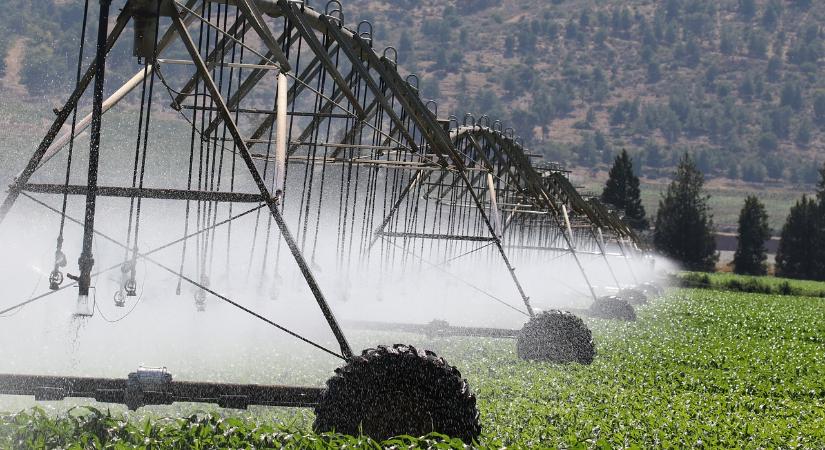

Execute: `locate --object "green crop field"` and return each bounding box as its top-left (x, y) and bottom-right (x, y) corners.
top-left (2, 288), bottom-right (825, 448)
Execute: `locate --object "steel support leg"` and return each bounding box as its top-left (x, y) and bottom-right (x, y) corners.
top-left (561, 205), bottom-right (598, 302)
top-left (365, 66), bottom-right (535, 316)
top-left (616, 237), bottom-right (640, 284)
top-left (593, 227), bottom-right (621, 287)
top-left (458, 166), bottom-right (533, 317)
top-left (172, 8), bottom-right (353, 359)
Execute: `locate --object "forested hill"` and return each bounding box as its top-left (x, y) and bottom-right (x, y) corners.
top-left (2, 0), bottom-right (824, 184)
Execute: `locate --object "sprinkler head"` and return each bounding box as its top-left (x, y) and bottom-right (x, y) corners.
top-left (113, 290), bottom-right (126, 307)
top-left (194, 290), bottom-right (207, 311)
top-left (125, 279), bottom-right (138, 297)
top-left (75, 294), bottom-right (93, 316)
top-left (48, 270), bottom-right (64, 291)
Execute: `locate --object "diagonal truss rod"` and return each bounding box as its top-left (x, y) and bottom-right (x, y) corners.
top-left (171, 4), bottom-right (353, 359)
top-left (275, 1), bottom-right (365, 122)
top-left (19, 193), bottom-right (343, 360)
top-left (176, 0), bottom-right (411, 152)
top-left (236, 0), bottom-right (291, 70)
top-left (320, 14), bottom-right (421, 154)
top-left (172, 14), bottom-right (253, 107)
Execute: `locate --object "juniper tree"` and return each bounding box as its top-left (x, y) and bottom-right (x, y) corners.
top-left (601, 149), bottom-right (648, 230)
top-left (775, 195), bottom-right (820, 279)
top-left (733, 196), bottom-right (770, 275)
top-left (653, 153), bottom-right (718, 271)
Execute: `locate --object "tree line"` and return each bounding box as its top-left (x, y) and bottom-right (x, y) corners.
top-left (601, 149), bottom-right (823, 280)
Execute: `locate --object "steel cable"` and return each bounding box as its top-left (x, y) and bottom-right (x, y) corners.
top-left (378, 235), bottom-right (529, 317)
top-left (14, 193), bottom-right (344, 360)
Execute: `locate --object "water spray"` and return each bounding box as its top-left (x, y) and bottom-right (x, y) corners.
top-left (0, 0), bottom-right (661, 443)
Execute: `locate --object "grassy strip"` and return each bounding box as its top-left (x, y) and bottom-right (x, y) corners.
top-left (674, 271), bottom-right (825, 298)
top-left (3, 289), bottom-right (825, 448)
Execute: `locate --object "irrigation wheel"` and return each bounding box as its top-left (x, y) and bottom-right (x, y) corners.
top-left (589, 296), bottom-right (637, 321)
top-left (638, 281), bottom-right (665, 298)
top-left (313, 344), bottom-right (481, 443)
top-left (517, 310), bottom-right (596, 364)
top-left (617, 287), bottom-right (648, 305)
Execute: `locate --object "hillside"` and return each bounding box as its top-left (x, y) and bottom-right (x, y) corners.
top-left (346, 0), bottom-right (825, 184)
top-left (0, 0), bottom-right (822, 230)
top-left (2, 0), bottom-right (824, 178)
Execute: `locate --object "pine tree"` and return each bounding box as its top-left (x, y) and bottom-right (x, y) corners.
top-left (733, 196), bottom-right (770, 275)
top-left (775, 195), bottom-right (820, 279)
top-left (601, 149), bottom-right (648, 230)
top-left (814, 164), bottom-right (825, 277)
top-left (813, 92), bottom-right (825, 126)
top-left (653, 153), bottom-right (718, 271)
top-left (739, 0), bottom-right (756, 19)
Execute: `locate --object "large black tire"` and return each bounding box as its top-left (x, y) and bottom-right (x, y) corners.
top-left (313, 344), bottom-right (481, 443)
top-left (638, 281), bottom-right (664, 298)
top-left (589, 296), bottom-right (637, 321)
top-left (517, 310), bottom-right (595, 364)
top-left (617, 287), bottom-right (648, 306)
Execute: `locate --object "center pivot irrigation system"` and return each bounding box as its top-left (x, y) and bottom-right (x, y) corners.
top-left (0, 0), bottom-right (661, 441)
